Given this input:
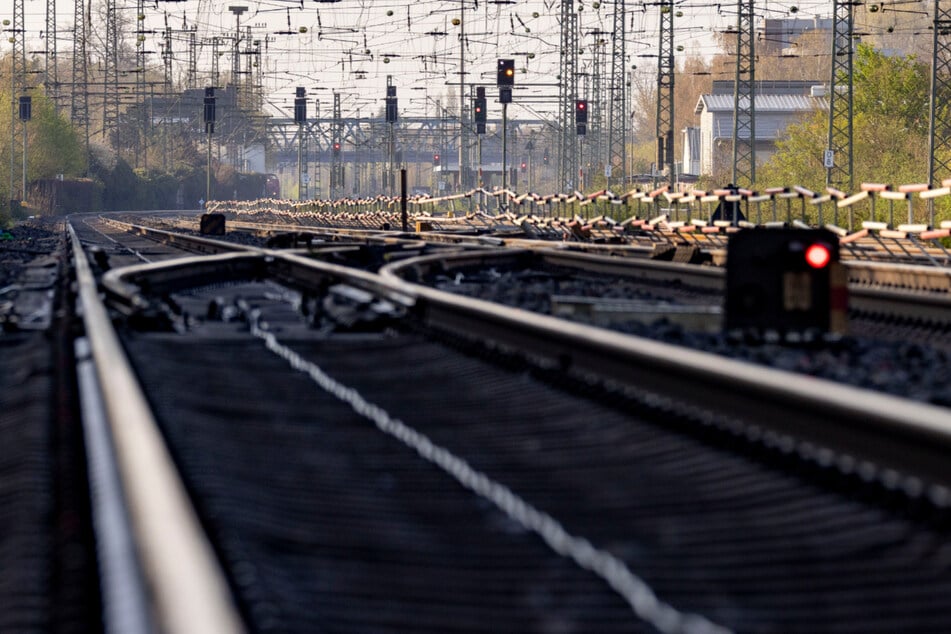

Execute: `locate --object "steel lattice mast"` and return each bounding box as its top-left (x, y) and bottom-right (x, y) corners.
top-left (589, 32), bottom-right (606, 178)
top-left (135, 0), bottom-right (148, 169)
top-left (558, 0), bottom-right (578, 191)
top-left (71, 0), bottom-right (90, 166)
top-left (929, 0), bottom-right (951, 185)
top-left (104, 0), bottom-right (120, 152)
top-left (332, 92), bottom-right (343, 199)
top-left (45, 0), bottom-right (58, 109)
top-left (731, 0), bottom-right (755, 187)
top-left (656, 0), bottom-right (675, 187)
top-left (608, 0), bottom-right (627, 188)
top-left (827, 0), bottom-right (854, 190)
top-left (187, 27), bottom-right (198, 90)
top-left (11, 0), bottom-right (26, 199)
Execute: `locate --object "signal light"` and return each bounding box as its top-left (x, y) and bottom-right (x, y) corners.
top-left (433, 153), bottom-right (440, 165)
top-left (294, 87), bottom-right (306, 123)
top-left (203, 86), bottom-right (216, 133)
top-left (726, 229), bottom-right (845, 336)
top-left (332, 142), bottom-right (341, 155)
top-left (805, 243), bottom-right (831, 269)
top-left (520, 161), bottom-right (527, 172)
top-left (497, 58), bottom-right (515, 86)
top-left (474, 97), bottom-right (486, 123)
top-left (575, 99), bottom-right (588, 124)
top-left (18, 95), bottom-right (31, 121)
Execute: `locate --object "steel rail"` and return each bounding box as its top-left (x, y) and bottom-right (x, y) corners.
top-left (68, 222), bottom-right (246, 634)
top-left (380, 250), bottom-right (951, 495)
top-left (100, 212), bottom-right (951, 327)
top-left (100, 243), bottom-right (951, 498)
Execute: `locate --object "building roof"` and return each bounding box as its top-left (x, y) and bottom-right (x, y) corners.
top-left (695, 93), bottom-right (828, 115)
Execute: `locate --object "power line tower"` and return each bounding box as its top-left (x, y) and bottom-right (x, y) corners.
top-left (187, 27), bottom-right (198, 89)
top-left (331, 92), bottom-right (343, 199)
top-left (70, 0), bottom-right (90, 166)
top-left (161, 16), bottom-right (174, 172)
top-left (588, 31), bottom-right (607, 178)
top-left (104, 0), bottom-right (120, 153)
top-left (929, 0), bottom-right (951, 185)
top-left (11, 0), bottom-right (26, 199)
top-left (211, 37), bottom-right (221, 88)
top-left (827, 0), bottom-right (854, 191)
top-left (45, 0), bottom-right (58, 109)
top-left (558, 0), bottom-right (579, 191)
top-left (656, 0), bottom-right (675, 187)
top-left (731, 0), bottom-right (755, 187)
top-left (608, 0), bottom-right (627, 188)
top-left (135, 0), bottom-right (148, 170)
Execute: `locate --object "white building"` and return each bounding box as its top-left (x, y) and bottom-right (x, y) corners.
top-left (693, 84), bottom-right (828, 177)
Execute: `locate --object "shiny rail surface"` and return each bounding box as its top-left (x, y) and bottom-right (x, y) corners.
top-left (96, 244), bottom-right (951, 632)
top-left (68, 221), bottom-right (246, 634)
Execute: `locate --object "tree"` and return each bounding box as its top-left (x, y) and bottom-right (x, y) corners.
top-left (757, 44), bottom-right (931, 191)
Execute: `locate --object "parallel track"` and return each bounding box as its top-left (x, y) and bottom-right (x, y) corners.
top-left (69, 217), bottom-right (951, 632)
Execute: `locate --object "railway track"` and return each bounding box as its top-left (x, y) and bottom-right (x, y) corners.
top-left (67, 216), bottom-right (951, 632)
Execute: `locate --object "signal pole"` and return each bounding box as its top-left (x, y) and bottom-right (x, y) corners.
top-left (731, 0), bottom-right (756, 187)
top-left (929, 0), bottom-right (951, 184)
top-left (558, 1), bottom-right (579, 191)
top-left (457, 3), bottom-right (468, 191)
top-left (295, 87), bottom-right (306, 200)
top-left (656, 0), bottom-right (675, 187)
top-left (827, 0), bottom-right (854, 191)
top-left (608, 0), bottom-right (627, 187)
top-left (498, 59), bottom-right (515, 196)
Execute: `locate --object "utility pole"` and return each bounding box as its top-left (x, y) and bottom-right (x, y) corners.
top-left (929, 0), bottom-right (951, 185)
top-left (656, 0), bottom-right (675, 187)
top-left (827, 0), bottom-right (854, 191)
top-left (608, 0), bottom-right (627, 188)
top-left (731, 0), bottom-right (756, 187)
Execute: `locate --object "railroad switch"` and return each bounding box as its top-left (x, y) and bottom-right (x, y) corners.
top-left (725, 228), bottom-right (847, 339)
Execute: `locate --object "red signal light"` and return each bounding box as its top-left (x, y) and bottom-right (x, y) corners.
top-left (805, 243), bottom-right (831, 269)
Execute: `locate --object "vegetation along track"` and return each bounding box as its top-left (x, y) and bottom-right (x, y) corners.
top-left (70, 218), bottom-right (951, 633)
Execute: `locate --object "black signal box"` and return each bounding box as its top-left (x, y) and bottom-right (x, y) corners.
top-left (18, 96), bottom-right (31, 121)
top-left (497, 59), bottom-right (515, 86)
top-left (575, 99), bottom-right (588, 124)
top-left (725, 228), bottom-right (847, 336)
top-left (203, 87), bottom-right (216, 133)
top-left (294, 87), bottom-right (306, 123)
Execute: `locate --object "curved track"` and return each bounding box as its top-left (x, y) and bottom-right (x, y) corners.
top-left (66, 214), bottom-right (951, 633)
